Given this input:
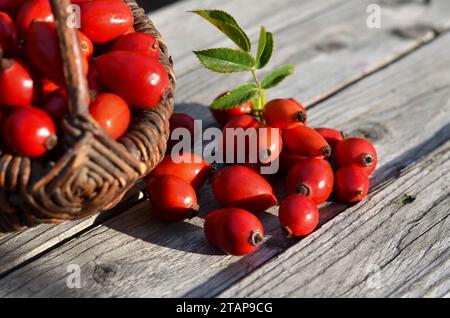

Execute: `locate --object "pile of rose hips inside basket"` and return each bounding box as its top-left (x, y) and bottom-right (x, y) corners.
top-left (0, 0), bottom-right (169, 158)
top-left (145, 97), bottom-right (377, 256)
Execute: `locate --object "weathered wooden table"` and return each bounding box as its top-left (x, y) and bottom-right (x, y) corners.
top-left (0, 0), bottom-right (449, 298)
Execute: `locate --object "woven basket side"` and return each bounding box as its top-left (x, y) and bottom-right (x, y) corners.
top-left (0, 0), bottom-right (175, 233)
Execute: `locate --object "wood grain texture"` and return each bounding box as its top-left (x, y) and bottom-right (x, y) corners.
top-left (172, 0), bottom-right (450, 107)
top-left (0, 0), bottom-right (357, 274)
top-left (0, 0), bottom-right (174, 234)
top-left (0, 30), bottom-right (449, 297)
top-left (0, 184), bottom-right (145, 277)
top-left (152, 0), bottom-right (343, 75)
top-left (220, 142), bottom-right (450, 298)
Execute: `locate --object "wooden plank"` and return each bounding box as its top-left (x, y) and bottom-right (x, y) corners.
top-left (173, 0), bottom-right (450, 109)
top-left (0, 184), bottom-right (145, 277)
top-left (0, 0), bottom-right (341, 275)
top-left (2, 0), bottom-right (450, 283)
top-left (0, 30), bottom-right (449, 297)
top-left (220, 142), bottom-right (450, 298)
top-left (152, 0), bottom-right (344, 75)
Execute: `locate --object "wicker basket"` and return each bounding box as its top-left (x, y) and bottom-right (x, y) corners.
top-left (0, 0), bottom-right (175, 233)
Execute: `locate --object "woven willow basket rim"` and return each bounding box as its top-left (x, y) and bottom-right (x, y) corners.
top-left (0, 0), bottom-right (175, 233)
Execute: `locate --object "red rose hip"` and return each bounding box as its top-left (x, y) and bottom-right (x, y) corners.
top-left (89, 93), bottom-right (131, 140)
top-left (148, 152), bottom-right (211, 190)
top-left (334, 138), bottom-right (377, 175)
top-left (204, 208), bottom-right (265, 256)
top-left (3, 106), bottom-right (57, 157)
top-left (283, 125), bottom-right (331, 158)
top-left (25, 22), bottom-right (68, 86)
top-left (252, 125), bottom-right (283, 165)
top-left (279, 194), bottom-right (319, 237)
top-left (223, 114), bottom-right (259, 131)
top-left (167, 112), bottom-right (196, 151)
top-left (286, 158), bottom-right (334, 204)
top-left (315, 127), bottom-right (344, 149)
top-left (210, 165), bottom-right (277, 213)
top-left (80, 0), bottom-right (134, 43)
top-left (0, 0), bottom-right (27, 18)
top-left (279, 149), bottom-right (309, 174)
top-left (112, 32), bottom-right (159, 59)
top-left (334, 165), bottom-right (370, 203)
top-left (15, 0), bottom-right (54, 36)
top-left (41, 88), bottom-right (68, 129)
top-left (95, 50), bottom-right (169, 109)
top-left (221, 114), bottom-right (259, 163)
top-left (289, 98), bottom-right (308, 124)
top-left (146, 174), bottom-right (199, 222)
top-left (211, 103), bottom-right (253, 127)
top-left (0, 12), bottom-right (18, 57)
top-left (0, 59), bottom-right (34, 108)
top-left (262, 98), bottom-right (307, 129)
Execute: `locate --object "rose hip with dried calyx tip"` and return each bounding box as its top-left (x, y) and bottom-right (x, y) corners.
top-left (334, 137), bottom-right (377, 175)
top-left (0, 58), bottom-right (34, 108)
top-left (204, 208), bottom-right (265, 256)
top-left (315, 127), bottom-right (344, 149)
top-left (112, 32), bottom-right (160, 59)
top-left (146, 174), bottom-right (200, 222)
top-left (262, 98), bottom-right (307, 129)
top-left (210, 165), bottom-right (277, 213)
top-left (279, 194), bottom-right (319, 237)
top-left (283, 125), bottom-right (331, 158)
top-left (334, 165), bottom-right (370, 203)
top-left (3, 106), bottom-right (57, 158)
top-left (286, 158), bottom-right (334, 205)
top-left (95, 50), bottom-right (170, 109)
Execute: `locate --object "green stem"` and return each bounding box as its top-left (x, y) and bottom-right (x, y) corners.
top-left (250, 69), bottom-right (266, 115)
top-left (251, 69), bottom-right (260, 88)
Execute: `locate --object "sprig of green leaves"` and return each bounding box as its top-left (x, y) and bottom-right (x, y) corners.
top-left (192, 10), bottom-right (296, 111)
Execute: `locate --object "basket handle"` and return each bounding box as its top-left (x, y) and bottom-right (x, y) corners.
top-left (50, 0), bottom-right (89, 115)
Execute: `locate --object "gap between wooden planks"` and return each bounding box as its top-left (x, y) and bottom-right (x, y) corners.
top-left (220, 141), bottom-right (450, 298)
top-left (0, 0), bottom-right (343, 276)
top-left (173, 0), bottom-right (450, 107)
top-left (0, 0), bottom-right (449, 282)
top-left (0, 28), bottom-right (449, 297)
top-left (2, 0), bottom-right (449, 278)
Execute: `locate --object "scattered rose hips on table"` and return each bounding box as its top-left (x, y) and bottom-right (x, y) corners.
top-left (0, 4), bottom-right (380, 258)
top-left (141, 10), bottom-right (379, 257)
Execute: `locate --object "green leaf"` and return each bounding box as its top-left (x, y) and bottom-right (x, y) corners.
top-left (191, 10), bottom-right (251, 52)
top-left (255, 26), bottom-right (266, 66)
top-left (257, 31), bottom-right (273, 69)
top-left (193, 48), bottom-right (255, 73)
top-left (261, 64), bottom-right (296, 89)
top-left (210, 83), bottom-right (258, 109)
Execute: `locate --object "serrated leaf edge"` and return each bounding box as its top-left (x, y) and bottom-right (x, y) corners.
top-left (261, 64), bottom-right (296, 89)
top-left (190, 9), bottom-right (251, 52)
top-left (193, 48), bottom-right (256, 73)
top-left (210, 83), bottom-right (258, 109)
top-left (257, 32), bottom-right (274, 69)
